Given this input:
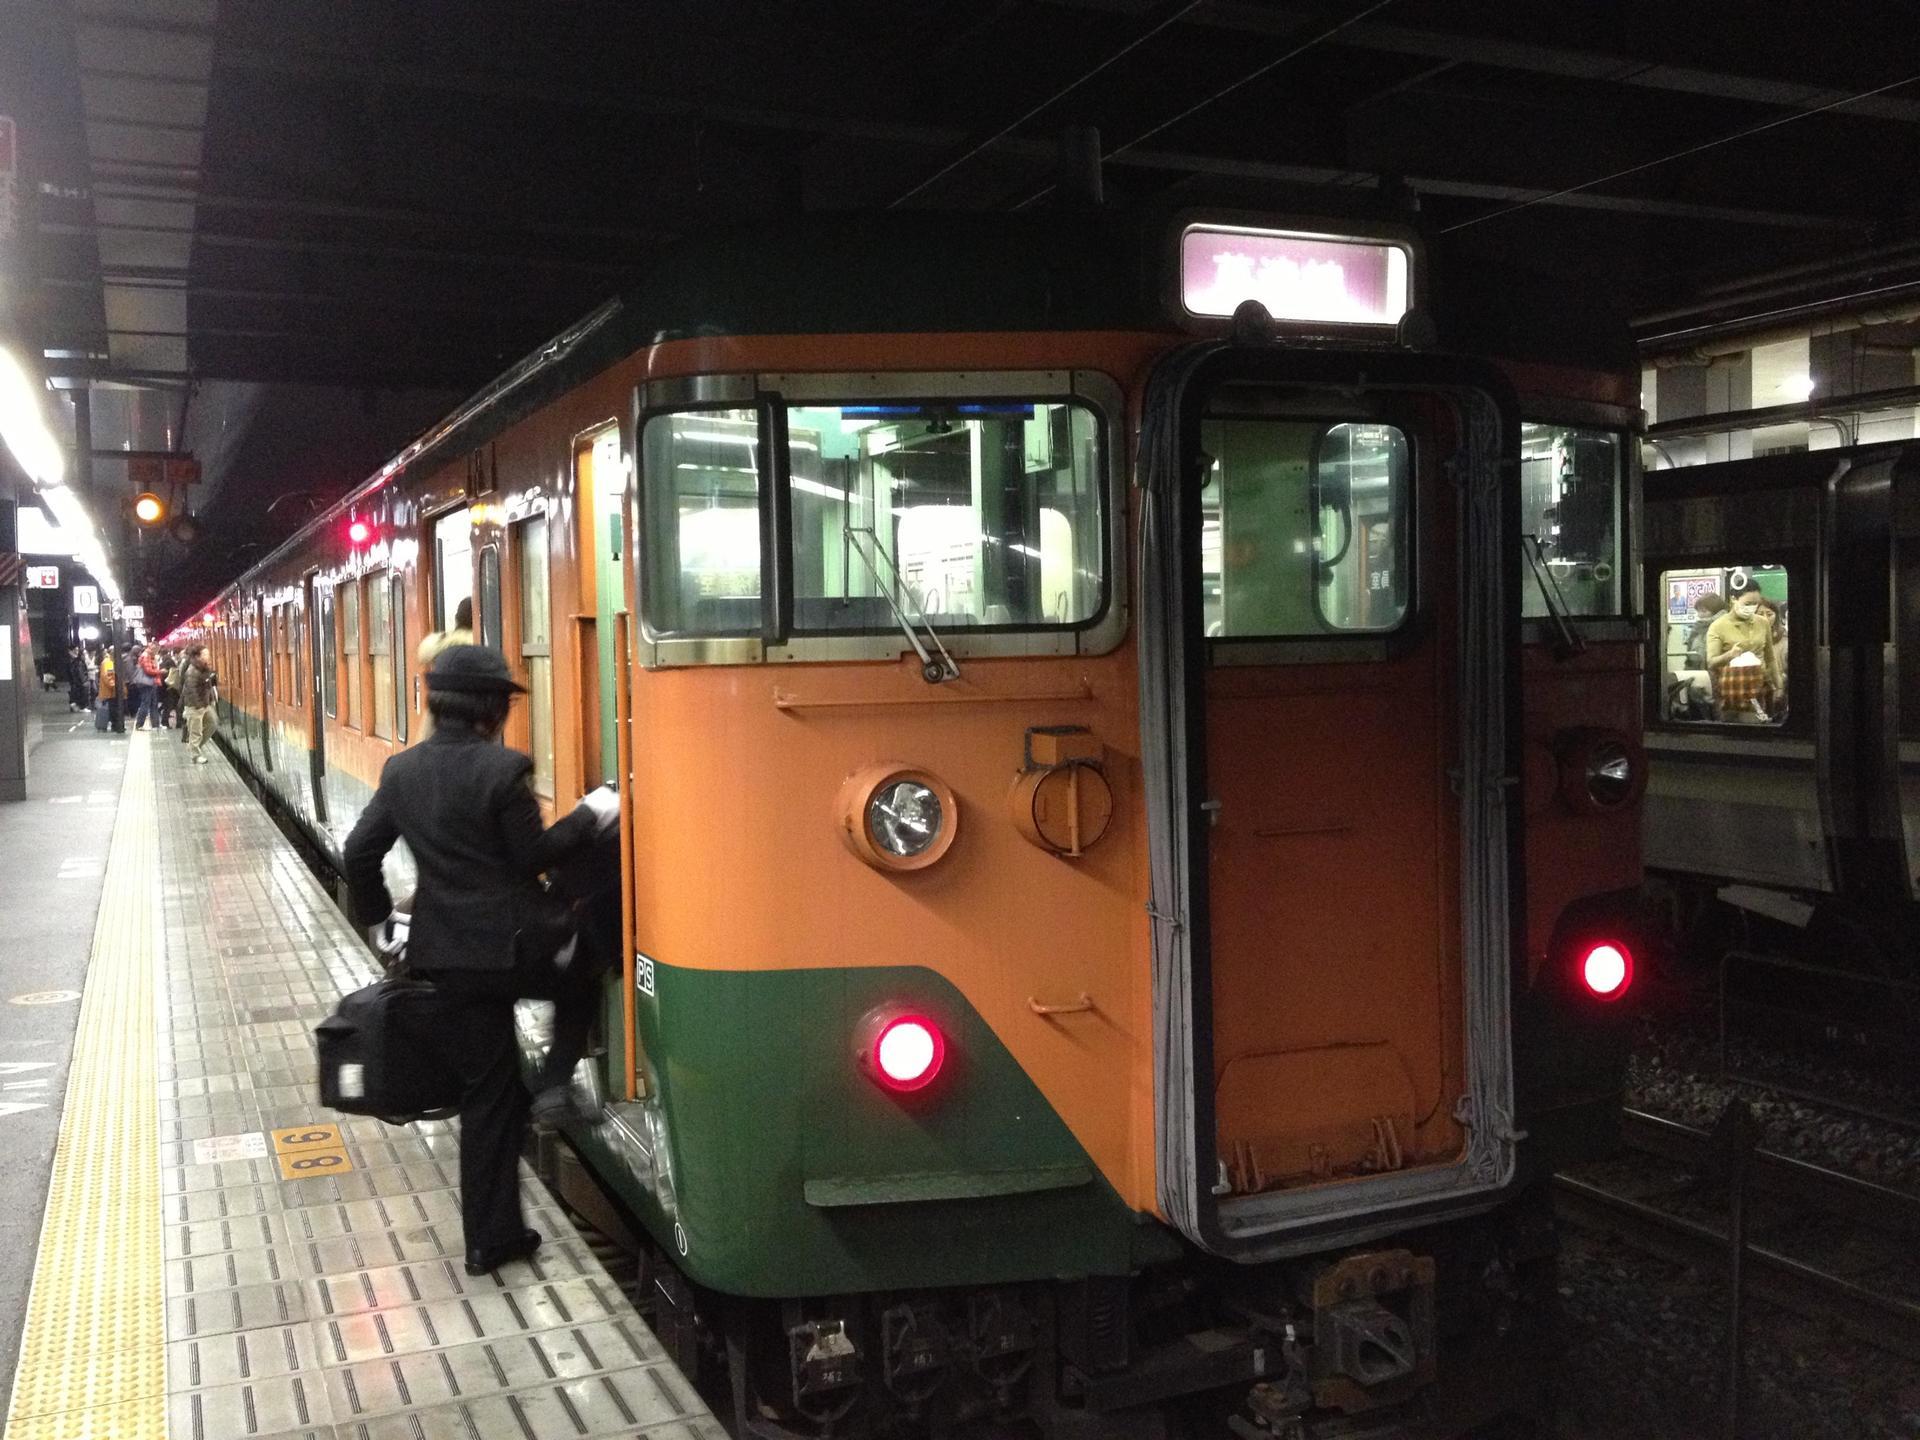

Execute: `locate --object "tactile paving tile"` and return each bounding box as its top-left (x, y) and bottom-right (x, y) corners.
top-left (5, 734), bottom-right (716, 1438)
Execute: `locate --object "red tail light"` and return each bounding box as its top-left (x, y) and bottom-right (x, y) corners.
top-left (868, 1014), bottom-right (945, 1093)
top-left (347, 519), bottom-right (372, 546)
top-left (1580, 942), bottom-right (1633, 1000)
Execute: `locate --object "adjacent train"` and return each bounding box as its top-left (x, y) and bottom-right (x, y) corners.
top-left (189, 209), bottom-right (1646, 1438)
top-left (1642, 441), bottom-right (1920, 973)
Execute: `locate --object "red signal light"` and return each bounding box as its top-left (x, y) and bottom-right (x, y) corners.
top-left (1580, 942), bottom-right (1632, 1000)
top-left (869, 1014), bottom-right (945, 1093)
top-left (347, 519), bottom-right (372, 546)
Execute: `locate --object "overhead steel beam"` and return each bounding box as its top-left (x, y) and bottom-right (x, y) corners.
top-left (39, 221), bottom-right (645, 273)
top-left (39, 275), bottom-right (565, 315)
top-left (1051, 0), bottom-right (1920, 124)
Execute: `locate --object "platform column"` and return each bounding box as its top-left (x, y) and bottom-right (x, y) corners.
top-left (0, 461), bottom-right (30, 801)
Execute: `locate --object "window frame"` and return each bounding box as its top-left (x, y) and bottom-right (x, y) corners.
top-left (318, 583), bottom-right (337, 718)
top-left (390, 573), bottom-right (408, 745)
top-left (633, 369), bottom-right (1129, 669)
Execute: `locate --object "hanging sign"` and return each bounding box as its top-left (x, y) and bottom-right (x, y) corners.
top-left (71, 585), bottom-right (99, 615)
top-left (25, 566), bottom-right (58, 590)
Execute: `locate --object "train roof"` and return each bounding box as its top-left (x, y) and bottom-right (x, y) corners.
top-left (251, 209), bottom-right (1638, 583)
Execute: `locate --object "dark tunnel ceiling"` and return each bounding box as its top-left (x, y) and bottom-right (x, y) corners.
top-left (12, 0), bottom-right (1920, 619)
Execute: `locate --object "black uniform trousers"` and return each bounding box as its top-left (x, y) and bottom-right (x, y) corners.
top-left (417, 945), bottom-right (605, 1256)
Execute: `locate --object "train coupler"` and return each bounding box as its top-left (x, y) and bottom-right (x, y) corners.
top-left (1304, 1249), bottom-right (1437, 1413)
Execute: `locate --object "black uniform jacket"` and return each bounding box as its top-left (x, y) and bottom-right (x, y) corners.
top-left (343, 722), bottom-right (596, 973)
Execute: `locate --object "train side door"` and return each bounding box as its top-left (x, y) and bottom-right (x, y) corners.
top-left (255, 595), bottom-right (273, 773)
top-left (573, 427), bottom-right (624, 789)
top-left (1142, 347), bottom-right (1520, 1255)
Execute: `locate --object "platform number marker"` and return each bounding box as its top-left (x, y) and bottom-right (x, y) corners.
top-left (270, 1121), bottom-right (354, 1180)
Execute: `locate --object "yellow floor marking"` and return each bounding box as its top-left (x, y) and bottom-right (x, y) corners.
top-left (270, 1121), bottom-right (343, 1153)
top-left (3, 737), bottom-right (164, 1440)
top-left (275, 1146), bottom-right (354, 1181)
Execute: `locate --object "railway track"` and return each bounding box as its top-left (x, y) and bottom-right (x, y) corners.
top-left (1553, 1108), bottom-right (1920, 1362)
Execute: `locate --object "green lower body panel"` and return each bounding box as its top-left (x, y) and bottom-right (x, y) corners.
top-left (574, 959), bottom-right (1179, 1298)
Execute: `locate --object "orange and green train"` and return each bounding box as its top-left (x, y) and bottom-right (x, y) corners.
top-left (193, 208), bottom-right (1648, 1438)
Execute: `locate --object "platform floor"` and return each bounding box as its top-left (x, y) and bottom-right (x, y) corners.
top-left (2, 731), bottom-right (722, 1440)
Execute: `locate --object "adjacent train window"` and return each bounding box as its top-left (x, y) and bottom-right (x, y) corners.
top-left (368, 571), bottom-right (396, 741)
top-left (641, 409), bottom-right (763, 636)
top-left (318, 585), bottom-right (336, 718)
top-left (1199, 419), bottom-right (1410, 637)
top-left (339, 580), bottom-right (363, 728)
top-left (784, 401), bottom-right (1105, 633)
top-left (516, 514), bottom-right (555, 797)
top-left (1658, 566), bottom-right (1790, 726)
top-left (1520, 423), bottom-right (1625, 619)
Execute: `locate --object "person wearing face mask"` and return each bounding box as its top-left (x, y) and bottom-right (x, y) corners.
top-left (1705, 586), bottom-right (1782, 722)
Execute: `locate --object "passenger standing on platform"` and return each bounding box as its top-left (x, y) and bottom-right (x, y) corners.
top-left (129, 646), bottom-right (162, 729)
top-left (96, 648), bottom-right (119, 733)
top-left (65, 643), bottom-right (91, 712)
top-left (180, 645), bottom-right (220, 761)
top-left (341, 644), bottom-right (620, 1276)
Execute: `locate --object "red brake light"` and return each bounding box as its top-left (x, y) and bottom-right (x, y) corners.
top-left (1581, 942), bottom-right (1632, 1000)
top-left (347, 519), bottom-right (372, 546)
top-left (871, 1015), bottom-right (945, 1093)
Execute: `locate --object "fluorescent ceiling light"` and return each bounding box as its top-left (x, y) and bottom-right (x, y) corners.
top-left (0, 346), bottom-right (65, 486)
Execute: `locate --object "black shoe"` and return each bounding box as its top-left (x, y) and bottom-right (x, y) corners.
top-left (465, 1227), bottom-right (541, 1276)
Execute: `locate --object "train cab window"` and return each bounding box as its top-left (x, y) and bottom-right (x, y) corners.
top-left (368, 572), bottom-right (396, 741)
top-left (784, 401), bottom-right (1105, 633)
top-left (1659, 566), bottom-right (1790, 726)
top-left (641, 409), bottom-right (763, 636)
top-left (339, 580), bottom-right (363, 729)
top-left (515, 514), bottom-right (555, 797)
top-left (1199, 419), bottom-right (1410, 637)
top-left (1519, 423), bottom-right (1625, 619)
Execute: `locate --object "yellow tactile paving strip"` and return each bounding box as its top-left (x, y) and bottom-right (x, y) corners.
top-left (3, 736), bottom-right (165, 1440)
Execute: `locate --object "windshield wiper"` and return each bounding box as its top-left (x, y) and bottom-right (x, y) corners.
top-left (1523, 533), bottom-right (1586, 661)
top-left (845, 524), bottom-right (961, 684)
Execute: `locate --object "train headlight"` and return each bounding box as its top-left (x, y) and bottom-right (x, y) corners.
top-left (1555, 728), bottom-right (1644, 814)
top-left (838, 765), bottom-right (958, 872)
top-left (870, 779), bottom-right (942, 858)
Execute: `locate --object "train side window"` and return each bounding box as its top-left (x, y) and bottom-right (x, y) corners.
top-left (1519, 423), bottom-right (1625, 618)
top-left (1199, 419), bottom-right (1410, 637)
top-left (1658, 566), bottom-right (1790, 726)
top-left (640, 408), bottom-right (763, 636)
top-left (318, 585), bottom-right (336, 717)
top-left (368, 571), bottom-right (396, 741)
top-left (514, 514), bottom-right (555, 797)
top-left (339, 579), bottom-right (363, 729)
top-left (478, 546), bottom-right (503, 652)
top-left (390, 575), bottom-right (408, 745)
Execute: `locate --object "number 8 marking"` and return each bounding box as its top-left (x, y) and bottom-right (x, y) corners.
top-left (291, 1154), bottom-right (342, 1170)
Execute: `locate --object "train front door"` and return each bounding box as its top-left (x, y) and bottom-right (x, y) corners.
top-left (573, 426), bottom-right (625, 789)
top-left (1143, 348), bottom-right (1521, 1253)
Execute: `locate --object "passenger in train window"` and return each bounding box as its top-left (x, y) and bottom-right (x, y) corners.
top-left (341, 644), bottom-right (621, 1276)
top-left (1706, 586), bottom-right (1783, 723)
top-left (1683, 591), bottom-right (1725, 670)
top-left (416, 596), bottom-right (474, 670)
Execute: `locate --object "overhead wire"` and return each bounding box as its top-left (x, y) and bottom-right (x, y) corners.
top-left (1441, 69), bottom-right (1920, 233)
top-left (1011, 0), bottom-right (1403, 211)
top-left (886, 0), bottom-right (1208, 209)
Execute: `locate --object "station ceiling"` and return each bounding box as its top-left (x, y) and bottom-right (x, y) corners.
top-left (7, 0), bottom-right (1918, 621)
